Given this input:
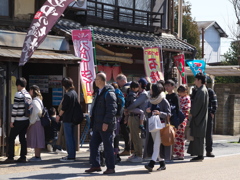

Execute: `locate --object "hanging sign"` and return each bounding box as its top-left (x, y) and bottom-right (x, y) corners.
top-left (143, 47), bottom-right (164, 83)
top-left (72, 29), bottom-right (96, 104)
top-left (173, 54), bottom-right (186, 84)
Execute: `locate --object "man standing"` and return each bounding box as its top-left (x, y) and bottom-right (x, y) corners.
top-left (187, 72), bottom-right (209, 161)
top-left (126, 78), bottom-right (149, 162)
top-left (206, 87), bottom-right (218, 157)
top-left (3, 77), bottom-right (31, 163)
top-left (116, 74), bottom-right (132, 156)
top-left (85, 72), bottom-right (117, 174)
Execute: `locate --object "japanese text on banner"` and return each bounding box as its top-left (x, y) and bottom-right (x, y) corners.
top-left (143, 47), bottom-right (164, 83)
top-left (72, 29), bottom-right (96, 104)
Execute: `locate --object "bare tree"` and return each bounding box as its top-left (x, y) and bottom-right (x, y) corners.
top-left (228, 0), bottom-right (240, 40)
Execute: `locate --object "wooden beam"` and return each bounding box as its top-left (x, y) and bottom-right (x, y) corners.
top-left (96, 55), bottom-right (133, 64)
top-left (95, 44), bottom-right (133, 57)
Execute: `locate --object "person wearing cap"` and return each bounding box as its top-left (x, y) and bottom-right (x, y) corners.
top-left (27, 85), bottom-right (45, 161)
top-left (126, 77), bottom-right (149, 162)
top-left (3, 77), bottom-right (31, 163)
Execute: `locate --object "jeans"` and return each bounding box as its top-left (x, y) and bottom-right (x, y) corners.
top-left (90, 130), bottom-right (115, 169)
top-left (8, 120), bottom-right (29, 159)
top-left (63, 122), bottom-right (76, 159)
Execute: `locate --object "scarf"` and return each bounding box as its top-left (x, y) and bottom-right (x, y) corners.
top-left (149, 92), bottom-right (166, 105)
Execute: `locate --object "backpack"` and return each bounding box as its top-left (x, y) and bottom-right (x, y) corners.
top-left (36, 99), bottom-right (51, 127)
top-left (72, 100), bottom-right (84, 125)
top-left (105, 88), bottom-right (125, 116)
top-left (21, 90), bottom-right (33, 117)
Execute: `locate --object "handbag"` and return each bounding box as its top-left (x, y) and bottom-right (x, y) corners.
top-left (160, 115), bottom-right (176, 146)
top-left (36, 99), bottom-right (51, 127)
top-left (148, 115), bottom-right (164, 132)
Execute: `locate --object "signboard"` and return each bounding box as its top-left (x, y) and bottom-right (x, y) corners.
top-left (143, 47), bottom-right (164, 83)
top-left (72, 29), bottom-right (96, 104)
top-left (173, 54), bottom-right (186, 84)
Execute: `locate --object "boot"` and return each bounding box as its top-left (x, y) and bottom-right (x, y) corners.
top-left (144, 160), bottom-right (155, 172)
top-left (157, 161), bottom-right (166, 171)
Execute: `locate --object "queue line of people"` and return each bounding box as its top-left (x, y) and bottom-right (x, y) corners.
top-left (2, 72), bottom-right (218, 175)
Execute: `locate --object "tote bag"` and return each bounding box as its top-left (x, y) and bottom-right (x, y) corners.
top-left (148, 115), bottom-right (164, 132)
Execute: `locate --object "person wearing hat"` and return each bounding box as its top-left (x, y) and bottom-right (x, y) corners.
top-left (27, 85), bottom-right (45, 161)
top-left (126, 77), bottom-right (149, 162)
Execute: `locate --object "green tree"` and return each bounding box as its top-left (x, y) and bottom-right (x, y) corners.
top-left (174, 1), bottom-right (201, 59)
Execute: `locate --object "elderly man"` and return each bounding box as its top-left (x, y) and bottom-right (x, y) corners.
top-left (116, 74), bottom-right (132, 156)
top-left (187, 72), bottom-right (209, 162)
top-left (85, 72), bottom-right (117, 174)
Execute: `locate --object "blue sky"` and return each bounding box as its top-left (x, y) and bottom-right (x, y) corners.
top-left (190, 0), bottom-right (236, 54)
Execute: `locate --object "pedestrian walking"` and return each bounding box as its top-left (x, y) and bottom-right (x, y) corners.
top-left (85, 72), bottom-right (117, 174)
top-left (143, 83), bottom-right (171, 172)
top-left (187, 72), bottom-right (209, 162)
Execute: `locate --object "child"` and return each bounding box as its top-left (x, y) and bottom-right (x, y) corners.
top-left (47, 107), bottom-right (67, 154)
top-left (173, 85), bottom-right (191, 160)
top-left (124, 81), bottom-right (146, 138)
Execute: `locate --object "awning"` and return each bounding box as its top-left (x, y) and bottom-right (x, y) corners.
top-left (0, 48), bottom-right (81, 64)
top-left (185, 65), bottom-right (240, 76)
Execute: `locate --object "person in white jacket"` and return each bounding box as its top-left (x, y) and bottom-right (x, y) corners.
top-left (27, 85), bottom-right (45, 161)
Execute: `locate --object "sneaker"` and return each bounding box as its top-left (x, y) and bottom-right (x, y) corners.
top-left (60, 156), bottom-right (75, 162)
top-left (28, 157), bottom-right (42, 162)
top-left (129, 156), bottom-right (142, 163)
top-left (47, 144), bottom-right (53, 152)
top-left (56, 149), bottom-right (67, 154)
top-left (206, 152), bottom-right (215, 157)
top-left (140, 129), bottom-right (146, 139)
top-left (127, 154), bottom-right (136, 161)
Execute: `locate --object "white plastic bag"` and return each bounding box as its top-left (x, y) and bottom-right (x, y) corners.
top-left (148, 115), bottom-right (164, 132)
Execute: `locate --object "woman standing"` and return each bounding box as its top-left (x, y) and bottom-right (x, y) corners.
top-left (56, 77), bottom-right (80, 162)
top-left (143, 83), bottom-right (171, 172)
top-left (27, 85), bottom-right (45, 161)
top-left (173, 85), bottom-right (191, 160)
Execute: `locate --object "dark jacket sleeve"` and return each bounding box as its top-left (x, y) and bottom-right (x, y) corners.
top-left (103, 91), bottom-right (117, 124)
top-left (61, 93), bottom-right (70, 112)
top-left (208, 88), bottom-right (218, 114)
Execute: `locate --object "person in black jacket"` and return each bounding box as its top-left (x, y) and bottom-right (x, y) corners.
top-left (206, 87), bottom-right (218, 157)
top-left (85, 72), bottom-right (117, 175)
top-left (56, 77), bottom-right (80, 162)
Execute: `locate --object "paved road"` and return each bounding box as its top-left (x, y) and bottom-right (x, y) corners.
top-left (0, 135), bottom-right (240, 180)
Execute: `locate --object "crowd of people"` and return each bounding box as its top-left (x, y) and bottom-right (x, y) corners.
top-left (2, 72), bottom-right (218, 175)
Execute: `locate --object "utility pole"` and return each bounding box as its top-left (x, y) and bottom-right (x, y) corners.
top-left (178, 0), bottom-right (183, 39)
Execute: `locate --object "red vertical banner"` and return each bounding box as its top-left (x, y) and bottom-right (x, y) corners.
top-left (143, 47), bottom-right (164, 83)
top-left (72, 29), bottom-right (96, 104)
top-left (173, 54), bottom-right (186, 84)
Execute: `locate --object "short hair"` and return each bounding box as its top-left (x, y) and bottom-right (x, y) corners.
top-left (16, 77), bottom-right (27, 87)
top-left (130, 81), bottom-right (139, 89)
top-left (97, 72), bottom-right (106, 82)
top-left (62, 77), bottom-right (74, 90)
top-left (49, 107), bottom-right (56, 116)
top-left (165, 79), bottom-right (175, 86)
top-left (177, 84), bottom-right (189, 93)
top-left (151, 83), bottom-right (164, 98)
top-left (116, 74), bottom-right (127, 81)
top-left (195, 72), bottom-right (206, 84)
top-left (146, 82), bottom-right (151, 91)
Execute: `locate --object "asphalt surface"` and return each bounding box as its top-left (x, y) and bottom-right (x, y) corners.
top-left (0, 135), bottom-right (240, 180)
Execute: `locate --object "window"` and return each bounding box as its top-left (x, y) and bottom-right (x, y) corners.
top-left (0, 0), bottom-right (9, 16)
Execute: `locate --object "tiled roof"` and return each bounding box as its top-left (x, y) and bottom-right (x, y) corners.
top-left (54, 19), bottom-right (196, 53)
